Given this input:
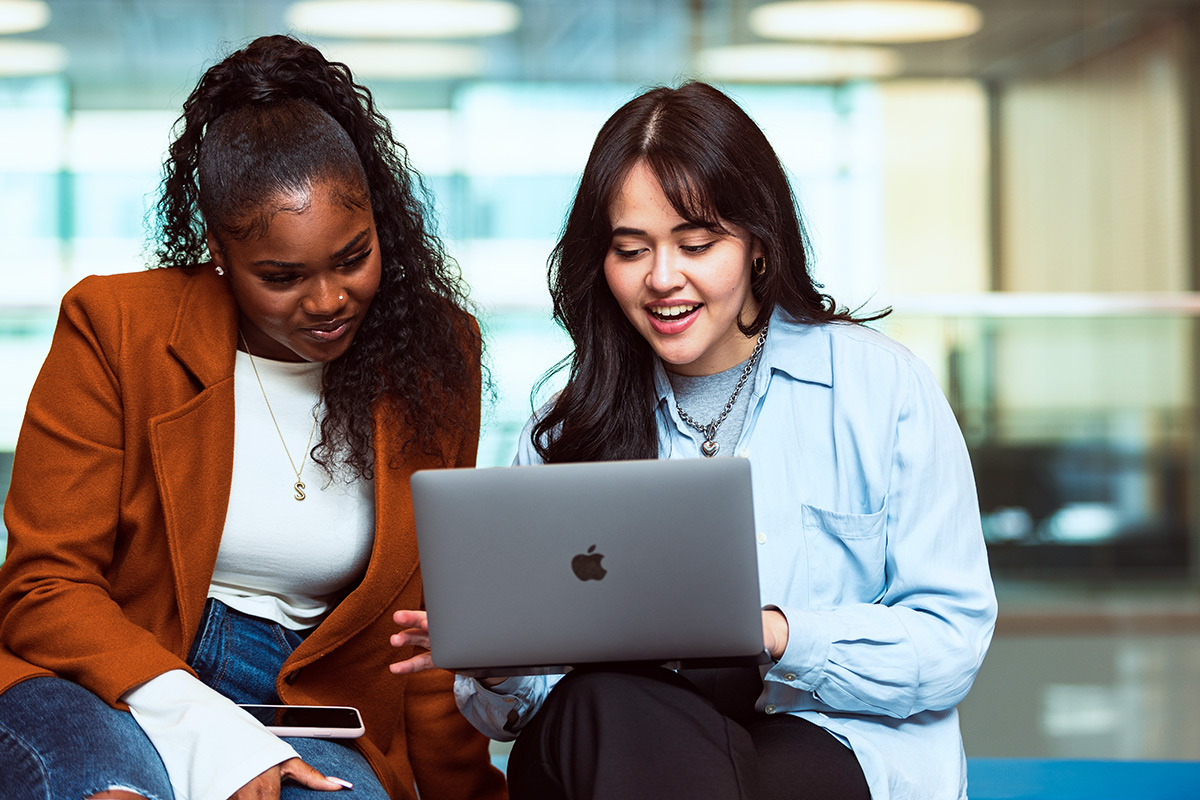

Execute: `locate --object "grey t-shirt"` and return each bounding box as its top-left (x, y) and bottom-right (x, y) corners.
top-left (666, 357), bottom-right (755, 457)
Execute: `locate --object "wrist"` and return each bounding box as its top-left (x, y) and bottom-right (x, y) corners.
top-left (766, 609), bottom-right (789, 661)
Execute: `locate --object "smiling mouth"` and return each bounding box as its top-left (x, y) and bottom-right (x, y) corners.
top-left (648, 303), bottom-right (700, 321)
top-left (303, 318), bottom-right (353, 341)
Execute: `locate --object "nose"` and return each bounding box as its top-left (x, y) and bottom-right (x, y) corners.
top-left (647, 248), bottom-right (685, 294)
top-left (301, 276), bottom-right (347, 317)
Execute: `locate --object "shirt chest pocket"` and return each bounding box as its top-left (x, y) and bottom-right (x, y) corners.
top-left (802, 498), bottom-right (888, 609)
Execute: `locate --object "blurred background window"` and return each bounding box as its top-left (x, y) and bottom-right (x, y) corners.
top-left (3, 0), bottom-right (1200, 762)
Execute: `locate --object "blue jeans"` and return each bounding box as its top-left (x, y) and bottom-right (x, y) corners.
top-left (0, 599), bottom-right (388, 799)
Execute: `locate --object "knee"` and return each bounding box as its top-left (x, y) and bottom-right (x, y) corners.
top-left (551, 667), bottom-right (674, 706)
top-left (542, 666), bottom-right (704, 726)
top-left (0, 726), bottom-right (51, 800)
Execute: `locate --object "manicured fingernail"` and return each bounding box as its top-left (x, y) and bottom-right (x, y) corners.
top-left (328, 776), bottom-right (353, 789)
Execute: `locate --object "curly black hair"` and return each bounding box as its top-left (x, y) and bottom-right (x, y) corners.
top-left (153, 34), bottom-right (481, 480)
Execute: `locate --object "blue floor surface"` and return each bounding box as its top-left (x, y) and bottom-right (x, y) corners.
top-left (967, 758), bottom-right (1200, 800)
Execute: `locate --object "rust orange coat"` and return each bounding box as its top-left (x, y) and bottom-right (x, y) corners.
top-left (0, 266), bottom-right (506, 800)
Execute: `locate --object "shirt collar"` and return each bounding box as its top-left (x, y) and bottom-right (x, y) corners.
top-left (757, 308), bottom-right (833, 387)
top-left (652, 308), bottom-right (833, 404)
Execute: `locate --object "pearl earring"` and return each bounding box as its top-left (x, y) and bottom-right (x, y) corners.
top-left (214, 264), bottom-right (225, 276)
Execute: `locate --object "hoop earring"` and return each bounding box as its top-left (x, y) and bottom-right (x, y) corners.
top-left (214, 264), bottom-right (225, 276)
top-left (753, 256), bottom-right (767, 276)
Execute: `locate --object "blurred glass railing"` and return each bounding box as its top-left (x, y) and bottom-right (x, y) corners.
top-left (880, 293), bottom-right (1200, 583)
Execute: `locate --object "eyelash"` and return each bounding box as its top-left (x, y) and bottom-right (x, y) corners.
top-left (613, 242), bottom-right (715, 258)
top-left (262, 273), bottom-right (299, 285)
top-left (340, 248), bottom-right (372, 268)
top-left (258, 248), bottom-right (373, 284)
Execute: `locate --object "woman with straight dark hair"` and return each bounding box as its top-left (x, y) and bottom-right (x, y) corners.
top-left (393, 82), bottom-right (996, 799)
top-left (529, 81), bottom-right (871, 464)
top-left (0, 35), bottom-right (506, 800)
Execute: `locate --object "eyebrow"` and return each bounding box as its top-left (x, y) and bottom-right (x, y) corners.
top-left (252, 229), bottom-right (371, 268)
top-left (611, 222), bottom-right (710, 237)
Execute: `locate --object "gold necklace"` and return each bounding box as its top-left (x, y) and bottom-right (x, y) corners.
top-left (239, 332), bottom-right (321, 501)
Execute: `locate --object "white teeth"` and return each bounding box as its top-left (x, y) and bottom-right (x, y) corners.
top-left (652, 304), bottom-right (697, 319)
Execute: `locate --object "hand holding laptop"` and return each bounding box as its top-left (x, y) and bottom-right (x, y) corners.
top-left (389, 609), bottom-right (512, 687)
top-left (388, 609), bottom-right (434, 674)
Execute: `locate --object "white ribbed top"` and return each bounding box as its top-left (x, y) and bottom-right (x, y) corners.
top-left (210, 351), bottom-right (375, 630)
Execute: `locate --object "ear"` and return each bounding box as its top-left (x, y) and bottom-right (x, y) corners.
top-left (750, 237), bottom-right (765, 261)
top-left (205, 230), bottom-right (224, 265)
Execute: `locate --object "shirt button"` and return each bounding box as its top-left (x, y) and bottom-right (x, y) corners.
top-left (756, 532), bottom-right (767, 544)
top-left (738, 448), bottom-right (751, 458)
top-left (784, 673), bottom-right (797, 682)
top-left (764, 704), bottom-right (778, 715)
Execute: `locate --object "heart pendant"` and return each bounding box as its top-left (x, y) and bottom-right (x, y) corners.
top-left (701, 440), bottom-right (719, 458)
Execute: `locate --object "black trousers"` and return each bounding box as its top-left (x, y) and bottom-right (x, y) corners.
top-left (506, 666), bottom-right (871, 800)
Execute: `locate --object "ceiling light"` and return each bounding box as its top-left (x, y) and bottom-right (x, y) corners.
top-left (0, 39), bottom-right (67, 75)
top-left (0, 0), bottom-right (49, 34)
top-left (320, 42), bottom-right (485, 79)
top-left (287, 0), bottom-right (520, 38)
top-left (696, 43), bottom-right (901, 82)
top-left (750, 0), bottom-right (982, 43)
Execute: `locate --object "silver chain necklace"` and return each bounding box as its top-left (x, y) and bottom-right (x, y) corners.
top-left (675, 324), bottom-right (768, 458)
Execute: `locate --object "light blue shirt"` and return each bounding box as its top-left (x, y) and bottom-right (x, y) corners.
top-left (456, 310), bottom-right (998, 800)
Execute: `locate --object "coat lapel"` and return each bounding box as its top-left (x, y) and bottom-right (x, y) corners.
top-left (287, 412), bottom-right (430, 663)
top-left (150, 270), bottom-right (239, 650)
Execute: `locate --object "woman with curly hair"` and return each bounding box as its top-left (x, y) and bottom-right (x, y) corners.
top-left (0, 35), bottom-right (506, 800)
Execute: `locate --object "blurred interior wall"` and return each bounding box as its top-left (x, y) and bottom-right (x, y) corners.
top-left (997, 22), bottom-right (1190, 293)
top-left (985, 18), bottom-right (1193, 478)
top-left (881, 80), bottom-right (990, 295)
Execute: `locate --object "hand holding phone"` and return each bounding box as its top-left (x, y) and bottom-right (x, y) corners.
top-left (238, 704), bottom-right (365, 738)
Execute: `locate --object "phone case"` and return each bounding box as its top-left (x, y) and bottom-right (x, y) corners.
top-left (237, 704), bottom-right (366, 738)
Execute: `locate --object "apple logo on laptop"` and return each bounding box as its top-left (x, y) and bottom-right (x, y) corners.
top-left (571, 545), bottom-right (607, 581)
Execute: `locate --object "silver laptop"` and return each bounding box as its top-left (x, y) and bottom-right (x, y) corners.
top-left (411, 458), bottom-right (769, 677)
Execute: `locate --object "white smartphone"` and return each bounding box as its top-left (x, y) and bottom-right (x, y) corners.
top-left (238, 704), bottom-right (365, 738)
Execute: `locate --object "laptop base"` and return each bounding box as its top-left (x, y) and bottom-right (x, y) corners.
top-left (453, 649), bottom-right (772, 679)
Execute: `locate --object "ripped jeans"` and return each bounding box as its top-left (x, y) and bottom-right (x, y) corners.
top-left (0, 599), bottom-right (386, 800)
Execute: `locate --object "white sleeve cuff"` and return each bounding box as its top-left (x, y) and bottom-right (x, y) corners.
top-left (123, 670), bottom-right (299, 800)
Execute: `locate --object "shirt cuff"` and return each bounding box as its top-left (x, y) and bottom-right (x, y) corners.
top-left (123, 670), bottom-right (299, 800)
top-left (763, 605), bottom-right (831, 692)
top-left (454, 673), bottom-right (550, 741)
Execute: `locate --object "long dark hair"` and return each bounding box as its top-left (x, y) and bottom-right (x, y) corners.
top-left (533, 81), bottom-right (886, 463)
top-left (154, 34), bottom-right (480, 480)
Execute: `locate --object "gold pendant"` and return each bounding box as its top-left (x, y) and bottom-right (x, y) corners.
top-left (294, 480), bottom-right (306, 501)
